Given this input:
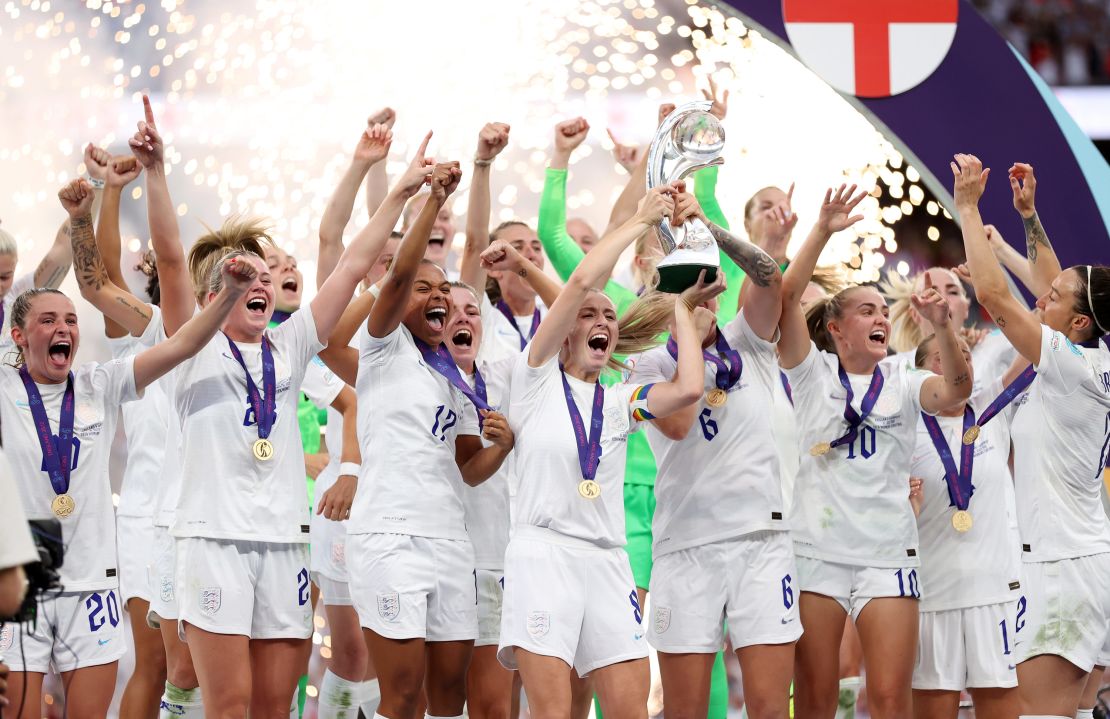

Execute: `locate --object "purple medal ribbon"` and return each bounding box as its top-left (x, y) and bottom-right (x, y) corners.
top-left (827, 364), bottom-right (885, 450)
top-left (780, 372), bottom-right (794, 406)
top-left (19, 366), bottom-right (76, 496)
top-left (494, 300), bottom-right (540, 351)
top-left (225, 333), bottom-right (277, 441)
top-left (413, 337), bottom-right (492, 422)
top-left (666, 328), bottom-right (743, 393)
top-left (559, 364), bottom-right (605, 481)
top-left (921, 406), bottom-right (977, 511)
top-left (920, 365), bottom-right (1036, 511)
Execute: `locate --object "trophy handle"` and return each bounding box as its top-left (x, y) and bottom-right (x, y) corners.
top-left (645, 99), bottom-right (717, 190)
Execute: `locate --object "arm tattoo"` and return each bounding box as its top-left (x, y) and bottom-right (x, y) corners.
top-left (517, 267), bottom-right (528, 278)
top-left (114, 295), bottom-right (152, 322)
top-left (953, 372), bottom-right (970, 386)
top-left (68, 214), bottom-right (110, 291)
top-left (995, 315), bottom-right (1007, 328)
top-left (707, 223), bottom-right (778, 287)
top-left (35, 264), bottom-right (67, 289)
top-left (1023, 212), bottom-right (1052, 264)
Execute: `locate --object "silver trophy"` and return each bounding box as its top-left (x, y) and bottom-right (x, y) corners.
top-left (646, 100), bottom-right (726, 293)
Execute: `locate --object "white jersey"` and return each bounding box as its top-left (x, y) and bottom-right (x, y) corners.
top-left (462, 355), bottom-right (517, 570)
top-left (773, 369), bottom-right (800, 516)
top-left (0, 272), bottom-right (35, 353)
top-left (479, 295), bottom-right (545, 365)
top-left (1, 358), bottom-right (138, 591)
top-left (785, 342), bottom-right (931, 567)
top-left (910, 378), bottom-right (1022, 612)
top-left (508, 353), bottom-right (650, 548)
top-left (172, 309), bottom-right (323, 543)
top-left (108, 305), bottom-right (170, 519)
top-left (301, 354), bottom-right (343, 410)
top-left (633, 311), bottom-right (786, 557)
top-left (1011, 327), bottom-right (1110, 562)
top-left (348, 323), bottom-right (480, 540)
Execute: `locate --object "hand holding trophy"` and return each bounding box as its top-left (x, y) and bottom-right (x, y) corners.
top-left (646, 100), bottom-right (726, 292)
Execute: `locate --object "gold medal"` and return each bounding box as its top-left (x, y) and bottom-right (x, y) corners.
top-left (51, 493), bottom-right (76, 518)
top-left (810, 442), bottom-right (832, 457)
top-left (706, 388), bottom-right (727, 408)
top-left (252, 438), bottom-right (275, 461)
top-left (951, 509), bottom-right (973, 533)
top-left (578, 479), bottom-right (601, 500)
top-left (962, 425), bottom-right (981, 446)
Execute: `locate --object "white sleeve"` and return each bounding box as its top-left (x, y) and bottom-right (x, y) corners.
top-left (509, 349), bottom-right (559, 408)
top-left (107, 305), bottom-right (164, 359)
top-left (627, 348), bottom-right (674, 386)
top-left (359, 322), bottom-right (407, 367)
top-left (10, 270), bottom-right (35, 297)
top-left (0, 450), bottom-right (37, 569)
top-left (94, 355), bottom-right (141, 405)
top-left (722, 309), bottom-right (778, 359)
top-left (271, 309), bottom-right (326, 370)
top-left (782, 341), bottom-right (822, 393)
top-left (1035, 325), bottom-right (1093, 395)
top-left (300, 357), bottom-right (344, 409)
top-left (903, 365), bottom-right (932, 416)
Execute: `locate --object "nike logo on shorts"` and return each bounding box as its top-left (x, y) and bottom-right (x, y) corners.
top-left (98, 638), bottom-right (111, 646)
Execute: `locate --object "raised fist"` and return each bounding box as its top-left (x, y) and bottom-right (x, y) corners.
top-left (554, 118), bottom-right (589, 154)
top-left (58, 178), bottom-right (95, 218)
top-left (476, 122), bottom-right (510, 162)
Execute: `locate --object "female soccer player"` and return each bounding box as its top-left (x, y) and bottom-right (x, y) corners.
top-left (346, 160), bottom-right (515, 719)
top-left (779, 184), bottom-right (973, 719)
top-left (631, 199), bottom-right (797, 717)
top-left (2, 178), bottom-right (259, 719)
top-left (909, 326), bottom-right (1027, 718)
top-left (953, 154), bottom-right (1110, 718)
top-left (499, 183), bottom-right (719, 717)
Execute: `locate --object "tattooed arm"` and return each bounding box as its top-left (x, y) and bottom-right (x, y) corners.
top-left (953, 154), bottom-right (1045, 365)
top-left (707, 222), bottom-right (781, 340)
top-left (33, 220), bottom-right (74, 291)
top-left (1011, 162), bottom-right (1062, 298)
top-left (57, 179), bottom-right (154, 337)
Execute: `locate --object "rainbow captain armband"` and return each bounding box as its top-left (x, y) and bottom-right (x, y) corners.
top-left (630, 383), bottom-right (657, 422)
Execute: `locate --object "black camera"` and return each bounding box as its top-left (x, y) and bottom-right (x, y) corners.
top-left (1, 519), bottom-right (64, 625)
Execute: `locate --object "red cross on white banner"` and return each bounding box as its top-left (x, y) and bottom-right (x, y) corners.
top-left (783, 0), bottom-right (959, 98)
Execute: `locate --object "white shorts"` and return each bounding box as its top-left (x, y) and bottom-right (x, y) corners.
top-left (476, 568), bottom-right (505, 648)
top-left (117, 514), bottom-right (156, 606)
top-left (314, 573), bottom-right (352, 607)
top-left (1098, 624), bottom-right (1110, 667)
top-left (176, 537), bottom-right (312, 640)
top-left (149, 525), bottom-right (178, 621)
top-left (649, 531), bottom-right (802, 653)
top-left (347, 533), bottom-right (477, 642)
top-left (796, 556), bottom-right (922, 620)
top-left (498, 529), bottom-right (648, 677)
top-left (914, 602), bottom-right (1020, 690)
top-left (310, 508), bottom-right (349, 584)
top-left (0, 590), bottom-right (126, 673)
top-left (1016, 553), bottom-right (1110, 672)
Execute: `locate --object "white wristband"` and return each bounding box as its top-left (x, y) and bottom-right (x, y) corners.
top-left (338, 462), bottom-right (361, 478)
top-left (85, 175), bottom-right (105, 189)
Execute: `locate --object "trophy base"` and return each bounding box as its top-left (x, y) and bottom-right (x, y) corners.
top-left (657, 259), bottom-right (719, 292)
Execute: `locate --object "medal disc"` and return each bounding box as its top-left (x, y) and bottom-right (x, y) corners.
top-left (951, 510), bottom-right (973, 533)
top-left (810, 442), bottom-right (832, 457)
top-left (578, 479), bottom-right (601, 500)
top-left (253, 438), bottom-right (275, 461)
top-left (706, 388), bottom-right (727, 408)
top-left (51, 493), bottom-right (76, 518)
top-left (962, 425), bottom-right (981, 446)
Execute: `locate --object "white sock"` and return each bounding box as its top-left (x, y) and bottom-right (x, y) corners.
top-left (1019, 715), bottom-right (1072, 718)
top-left (1078, 710), bottom-right (1096, 719)
top-left (289, 697), bottom-right (298, 718)
top-left (159, 682), bottom-right (203, 719)
top-left (835, 676), bottom-right (862, 719)
top-left (317, 669), bottom-right (362, 719)
top-left (360, 679), bottom-right (382, 716)
top-left (424, 715), bottom-right (464, 719)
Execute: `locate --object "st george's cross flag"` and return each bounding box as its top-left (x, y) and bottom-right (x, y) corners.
top-left (783, 0), bottom-right (959, 98)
